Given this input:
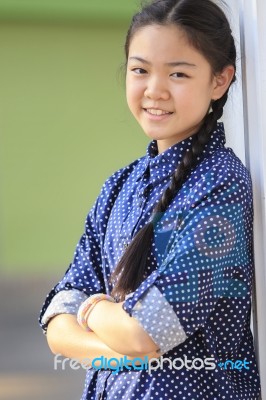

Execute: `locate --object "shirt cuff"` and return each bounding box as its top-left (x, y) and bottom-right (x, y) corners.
top-left (124, 285), bottom-right (187, 354)
top-left (41, 289), bottom-right (88, 328)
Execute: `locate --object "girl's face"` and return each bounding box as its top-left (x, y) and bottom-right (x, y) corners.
top-left (126, 24), bottom-right (220, 153)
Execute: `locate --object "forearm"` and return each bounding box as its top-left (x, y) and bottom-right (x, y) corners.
top-left (46, 314), bottom-right (159, 365)
top-left (87, 300), bottom-right (159, 356)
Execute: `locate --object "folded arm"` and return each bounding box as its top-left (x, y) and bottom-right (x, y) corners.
top-left (46, 314), bottom-right (159, 366)
top-left (85, 173), bottom-right (253, 356)
top-left (86, 299), bottom-right (159, 356)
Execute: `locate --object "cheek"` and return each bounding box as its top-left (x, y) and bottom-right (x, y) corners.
top-left (126, 88), bottom-right (136, 115)
top-left (126, 81), bottom-right (143, 111)
top-left (173, 84), bottom-right (211, 114)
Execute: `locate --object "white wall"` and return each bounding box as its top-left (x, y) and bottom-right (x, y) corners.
top-left (223, 0), bottom-right (266, 398)
top-left (240, 1), bottom-right (266, 398)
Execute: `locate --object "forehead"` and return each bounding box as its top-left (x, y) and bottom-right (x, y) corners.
top-left (128, 24), bottom-right (207, 66)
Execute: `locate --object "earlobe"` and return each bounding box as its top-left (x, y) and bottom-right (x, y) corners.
top-left (212, 65), bottom-right (235, 100)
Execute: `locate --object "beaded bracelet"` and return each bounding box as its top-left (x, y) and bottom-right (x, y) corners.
top-left (77, 293), bottom-right (115, 331)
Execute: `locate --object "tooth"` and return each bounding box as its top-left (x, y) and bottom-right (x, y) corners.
top-left (147, 109), bottom-right (169, 115)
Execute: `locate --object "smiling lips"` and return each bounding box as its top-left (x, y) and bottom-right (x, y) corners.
top-left (144, 108), bottom-right (173, 116)
top-left (143, 108), bottom-right (173, 121)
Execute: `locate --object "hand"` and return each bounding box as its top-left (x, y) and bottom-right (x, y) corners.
top-left (86, 299), bottom-right (159, 356)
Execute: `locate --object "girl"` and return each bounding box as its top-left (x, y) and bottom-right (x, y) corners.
top-left (40, 0), bottom-right (261, 398)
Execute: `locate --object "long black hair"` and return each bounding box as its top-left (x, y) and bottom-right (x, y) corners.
top-left (111, 0), bottom-right (236, 300)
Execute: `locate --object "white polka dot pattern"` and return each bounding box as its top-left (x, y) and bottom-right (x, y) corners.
top-left (39, 123), bottom-right (261, 399)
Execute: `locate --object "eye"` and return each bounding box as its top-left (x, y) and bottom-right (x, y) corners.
top-left (131, 68), bottom-right (147, 74)
top-left (171, 72), bottom-right (189, 78)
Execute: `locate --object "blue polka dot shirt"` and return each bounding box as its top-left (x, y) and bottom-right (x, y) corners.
top-left (39, 123), bottom-right (261, 399)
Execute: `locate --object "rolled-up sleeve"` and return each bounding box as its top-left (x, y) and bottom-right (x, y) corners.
top-left (41, 289), bottom-right (88, 327)
top-left (128, 285), bottom-right (187, 354)
top-left (123, 165), bottom-right (253, 354)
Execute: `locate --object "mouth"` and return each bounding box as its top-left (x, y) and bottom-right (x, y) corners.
top-left (144, 108), bottom-right (173, 116)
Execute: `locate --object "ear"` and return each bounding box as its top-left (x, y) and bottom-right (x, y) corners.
top-left (212, 65), bottom-right (235, 100)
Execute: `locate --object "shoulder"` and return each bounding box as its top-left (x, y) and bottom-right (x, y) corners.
top-left (210, 148), bottom-right (252, 196)
top-left (92, 155), bottom-right (146, 215)
top-left (196, 147), bottom-right (250, 188)
top-left (85, 155), bottom-right (146, 232)
top-left (99, 156), bottom-right (145, 197)
top-left (182, 147), bottom-right (253, 211)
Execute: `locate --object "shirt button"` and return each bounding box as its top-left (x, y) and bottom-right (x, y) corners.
top-left (143, 187), bottom-right (149, 196)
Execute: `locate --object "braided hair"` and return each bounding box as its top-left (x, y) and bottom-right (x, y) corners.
top-left (111, 0), bottom-right (236, 300)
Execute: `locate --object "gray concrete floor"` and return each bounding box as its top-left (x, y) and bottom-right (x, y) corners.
top-left (0, 275), bottom-right (86, 400)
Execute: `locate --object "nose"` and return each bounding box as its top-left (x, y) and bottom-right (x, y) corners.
top-left (144, 77), bottom-right (170, 101)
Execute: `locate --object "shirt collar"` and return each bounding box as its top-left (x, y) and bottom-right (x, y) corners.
top-left (136, 122), bottom-right (226, 185)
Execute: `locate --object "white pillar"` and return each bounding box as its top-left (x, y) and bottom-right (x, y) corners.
top-left (239, 0), bottom-right (266, 398)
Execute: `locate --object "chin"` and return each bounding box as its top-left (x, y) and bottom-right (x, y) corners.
top-left (143, 130), bottom-right (166, 141)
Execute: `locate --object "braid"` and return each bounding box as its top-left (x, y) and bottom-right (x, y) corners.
top-left (153, 93), bottom-right (228, 218)
top-left (111, 93), bottom-right (228, 300)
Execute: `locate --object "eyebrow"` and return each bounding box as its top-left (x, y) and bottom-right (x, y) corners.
top-left (128, 56), bottom-right (197, 68)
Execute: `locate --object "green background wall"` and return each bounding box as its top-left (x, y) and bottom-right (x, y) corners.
top-left (0, 1), bottom-right (148, 276)
top-left (0, 0), bottom-right (138, 22)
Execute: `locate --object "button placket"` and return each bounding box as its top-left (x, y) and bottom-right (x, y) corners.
top-left (138, 184), bottom-right (151, 208)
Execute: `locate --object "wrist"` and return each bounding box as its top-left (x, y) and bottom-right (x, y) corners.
top-left (86, 300), bottom-right (116, 332)
top-left (77, 294), bottom-right (115, 331)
